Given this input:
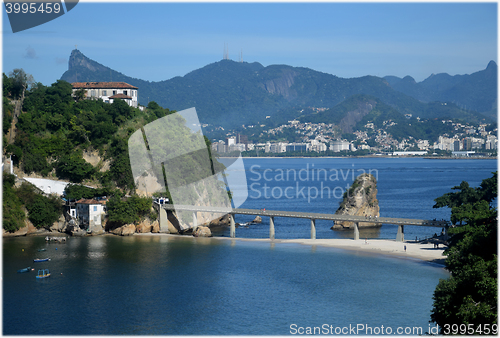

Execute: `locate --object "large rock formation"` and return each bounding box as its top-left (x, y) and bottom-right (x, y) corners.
top-left (111, 224), bottom-right (136, 236)
top-left (192, 226), bottom-right (212, 237)
top-left (332, 173), bottom-right (380, 230)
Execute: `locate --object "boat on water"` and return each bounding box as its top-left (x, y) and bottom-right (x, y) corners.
top-left (33, 258), bottom-right (50, 262)
top-left (38, 248), bottom-right (46, 252)
top-left (17, 267), bottom-right (33, 273)
top-left (36, 269), bottom-right (50, 279)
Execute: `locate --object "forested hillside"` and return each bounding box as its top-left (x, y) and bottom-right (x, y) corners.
top-left (2, 71), bottom-right (177, 232)
top-left (4, 76), bottom-right (174, 189)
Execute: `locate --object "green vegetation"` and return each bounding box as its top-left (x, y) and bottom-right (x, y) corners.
top-left (3, 72), bottom-right (174, 192)
top-left (1, 71), bottom-right (174, 232)
top-left (106, 195), bottom-right (154, 227)
top-left (430, 172), bottom-right (497, 332)
top-left (64, 184), bottom-right (112, 200)
top-left (2, 174), bottom-right (62, 232)
top-left (2, 174), bottom-right (26, 232)
top-left (2, 69), bottom-right (228, 232)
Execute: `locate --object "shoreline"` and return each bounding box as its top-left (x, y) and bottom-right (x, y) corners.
top-left (134, 233), bottom-right (447, 266)
top-left (223, 155), bottom-right (496, 160)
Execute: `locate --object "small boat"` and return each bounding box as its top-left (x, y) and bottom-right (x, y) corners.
top-left (38, 248), bottom-right (47, 252)
top-left (33, 258), bottom-right (50, 263)
top-left (36, 269), bottom-right (50, 279)
top-left (17, 267), bottom-right (32, 273)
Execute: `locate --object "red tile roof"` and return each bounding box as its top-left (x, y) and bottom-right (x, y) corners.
top-left (109, 93), bottom-right (132, 99)
top-left (76, 199), bottom-right (107, 205)
top-left (71, 82), bottom-right (138, 89)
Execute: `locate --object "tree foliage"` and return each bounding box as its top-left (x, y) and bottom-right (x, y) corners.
top-left (430, 172), bottom-right (497, 332)
top-left (2, 174), bottom-right (25, 232)
top-left (64, 184), bottom-right (113, 201)
top-left (106, 195), bottom-right (152, 226)
top-left (10, 182), bottom-right (62, 230)
top-left (55, 152), bottom-right (95, 183)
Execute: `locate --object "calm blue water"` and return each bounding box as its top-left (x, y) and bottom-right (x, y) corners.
top-left (218, 157), bottom-right (497, 240)
top-left (3, 158), bottom-right (496, 335)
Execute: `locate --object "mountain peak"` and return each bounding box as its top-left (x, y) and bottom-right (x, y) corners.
top-left (68, 49), bottom-right (108, 73)
top-left (486, 60), bottom-right (497, 70)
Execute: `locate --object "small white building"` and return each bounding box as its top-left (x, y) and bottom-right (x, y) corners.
top-left (75, 198), bottom-right (107, 230)
top-left (71, 82), bottom-right (139, 108)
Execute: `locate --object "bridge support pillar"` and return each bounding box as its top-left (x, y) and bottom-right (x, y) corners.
top-left (396, 225), bottom-right (404, 242)
top-left (310, 219), bottom-right (316, 240)
top-left (158, 207), bottom-right (170, 233)
top-left (269, 216), bottom-right (275, 240)
top-left (230, 214), bottom-right (235, 238)
top-left (353, 222), bottom-right (359, 240)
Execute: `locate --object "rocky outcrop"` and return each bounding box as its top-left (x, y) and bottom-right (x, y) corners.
top-left (337, 98), bottom-right (376, 133)
top-left (111, 224), bottom-right (136, 236)
top-left (151, 221), bottom-right (161, 233)
top-left (260, 68), bottom-right (298, 100)
top-left (193, 226), bottom-right (212, 237)
top-left (209, 214), bottom-right (230, 227)
top-left (50, 214), bottom-right (67, 233)
top-left (252, 216), bottom-right (262, 223)
top-left (332, 173), bottom-right (380, 230)
top-left (135, 219), bottom-right (153, 233)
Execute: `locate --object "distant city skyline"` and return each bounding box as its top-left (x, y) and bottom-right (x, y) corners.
top-left (2, 1), bottom-right (497, 86)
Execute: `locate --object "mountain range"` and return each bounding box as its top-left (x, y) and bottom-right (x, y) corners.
top-left (60, 50), bottom-right (497, 133)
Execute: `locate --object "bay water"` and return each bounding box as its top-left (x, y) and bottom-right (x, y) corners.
top-left (3, 158), bottom-right (496, 335)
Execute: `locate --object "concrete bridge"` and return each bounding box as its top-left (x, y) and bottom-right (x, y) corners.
top-left (157, 204), bottom-right (449, 242)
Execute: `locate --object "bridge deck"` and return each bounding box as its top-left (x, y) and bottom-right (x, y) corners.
top-left (160, 204), bottom-right (447, 227)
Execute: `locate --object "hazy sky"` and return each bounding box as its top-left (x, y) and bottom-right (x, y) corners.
top-left (2, 1), bottom-right (497, 86)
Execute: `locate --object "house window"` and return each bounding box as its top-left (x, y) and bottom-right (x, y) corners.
top-left (91, 90), bottom-right (96, 97)
top-left (102, 90), bottom-right (107, 96)
top-left (113, 90), bottom-right (117, 95)
top-left (123, 90), bottom-right (128, 96)
top-left (94, 206), bottom-right (97, 212)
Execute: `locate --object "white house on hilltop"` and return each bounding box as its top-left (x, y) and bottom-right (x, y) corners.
top-left (71, 82), bottom-right (139, 108)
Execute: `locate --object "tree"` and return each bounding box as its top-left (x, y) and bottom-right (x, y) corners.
top-left (106, 195), bottom-right (151, 226)
top-left (26, 195), bottom-right (62, 229)
top-left (14, 181), bottom-right (62, 229)
top-left (3, 97), bottom-right (15, 134)
top-left (73, 88), bottom-right (86, 102)
top-left (2, 174), bottom-right (25, 232)
top-left (430, 172), bottom-right (497, 332)
top-left (9, 68), bottom-right (34, 100)
top-left (55, 152), bottom-right (95, 183)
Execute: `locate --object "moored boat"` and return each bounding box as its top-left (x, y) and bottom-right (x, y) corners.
top-left (36, 269), bottom-right (50, 279)
top-left (33, 258), bottom-right (50, 262)
top-left (17, 267), bottom-right (32, 273)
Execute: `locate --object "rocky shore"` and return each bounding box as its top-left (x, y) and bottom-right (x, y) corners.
top-left (2, 211), bottom-right (227, 238)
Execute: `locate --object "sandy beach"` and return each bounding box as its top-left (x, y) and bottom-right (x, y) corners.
top-left (275, 238), bottom-right (447, 265)
top-left (136, 233), bottom-right (447, 266)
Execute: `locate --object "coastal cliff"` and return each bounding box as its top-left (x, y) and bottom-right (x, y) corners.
top-left (332, 173), bottom-right (380, 229)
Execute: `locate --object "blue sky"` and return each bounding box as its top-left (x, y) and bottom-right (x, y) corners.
top-left (2, 1), bottom-right (497, 86)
